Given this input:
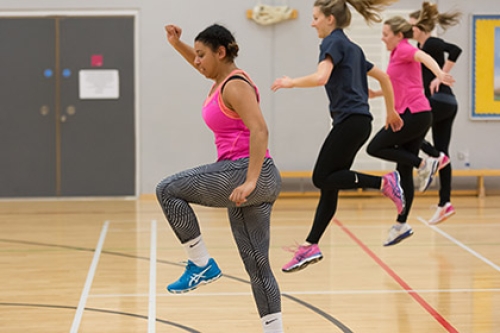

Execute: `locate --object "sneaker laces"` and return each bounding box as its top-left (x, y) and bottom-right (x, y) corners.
top-left (388, 224), bottom-right (402, 233)
top-left (282, 241), bottom-right (302, 253)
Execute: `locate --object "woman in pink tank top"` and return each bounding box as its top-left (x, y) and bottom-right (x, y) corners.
top-left (157, 24), bottom-right (283, 333)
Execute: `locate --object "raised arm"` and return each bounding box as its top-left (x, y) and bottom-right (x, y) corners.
top-left (271, 56), bottom-right (334, 91)
top-left (367, 65), bottom-right (403, 132)
top-left (165, 25), bottom-right (197, 69)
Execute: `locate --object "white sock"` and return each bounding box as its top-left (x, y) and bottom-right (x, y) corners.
top-left (183, 235), bottom-right (210, 267)
top-left (261, 312), bottom-right (283, 333)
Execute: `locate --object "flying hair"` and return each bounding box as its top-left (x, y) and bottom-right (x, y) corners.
top-left (314, 0), bottom-right (398, 28)
top-left (409, 2), bottom-right (462, 32)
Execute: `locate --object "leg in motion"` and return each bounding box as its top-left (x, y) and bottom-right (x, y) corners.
top-left (228, 203), bottom-right (283, 332)
top-left (156, 161), bottom-right (249, 293)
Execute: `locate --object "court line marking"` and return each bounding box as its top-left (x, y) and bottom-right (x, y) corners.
top-left (70, 221), bottom-right (109, 333)
top-left (0, 302), bottom-right (201, 333)
top-left (333, 218), bottom-right (460, 333)
top-left (417, 217), bottom-right (500, 272)
top-left (88, 287), bottom-right (500, 298)
top-left (148, 220), bottom-right (157, 333)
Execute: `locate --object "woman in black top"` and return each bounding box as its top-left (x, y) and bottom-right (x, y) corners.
top-left (409, 2), bottom-right (462, 225)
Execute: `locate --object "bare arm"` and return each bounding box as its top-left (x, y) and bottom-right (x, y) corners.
top-left (271, 57), bottom-right (333, 91)
top-left (164, 25), bottom-right (197, 69)
top-left (367, 66), bottom-right (403, 132)
top-left (442, 60), bottom-right (456, 73)
top-left (223, 80), bottom-right (269, 206)
top-left (414, 50), bottom-right (455, 87)
top-left (429, 59), bottom-right (457, 94)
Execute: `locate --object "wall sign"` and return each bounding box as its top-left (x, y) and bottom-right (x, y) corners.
top-left (79, 69), bottom-right (119, 99)
top-left (471, 15), bottom-right (500, 119)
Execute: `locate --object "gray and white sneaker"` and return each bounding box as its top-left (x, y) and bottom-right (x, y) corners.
top-left (418, 157), bottom-right (439, 192)
top-left (384, 223), bottom-right (413, 246)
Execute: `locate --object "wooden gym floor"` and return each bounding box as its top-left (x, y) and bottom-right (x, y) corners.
top-left (0, 195), bottom-right (499, 332)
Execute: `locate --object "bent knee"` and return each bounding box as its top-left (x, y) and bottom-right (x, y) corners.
top-left (156, 177), bottom-right (174, 202)
top-left (312, 174), bottom-right (326, 189)
top-left (366, 142), bottom-right (378, 157)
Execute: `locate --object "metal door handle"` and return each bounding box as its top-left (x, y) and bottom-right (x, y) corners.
top-left (61, 106), bottom-right (76, 123)
top-left (66, 105), bottom-right (76, 116)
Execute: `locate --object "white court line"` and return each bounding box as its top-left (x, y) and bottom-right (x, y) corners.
top-left (70, 221), bottom-right (109, 333)
top-left (148, 220), bottom-right (157, 333)
top-left (418, 217), bottom-right (500, 272)
top-left (89, 287), bottom-right (500, 298)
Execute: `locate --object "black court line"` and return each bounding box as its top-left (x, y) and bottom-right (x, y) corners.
top-left (0, 238), bottom-right (353, 332)
top-left (0, 302), bottom-right (201, 332)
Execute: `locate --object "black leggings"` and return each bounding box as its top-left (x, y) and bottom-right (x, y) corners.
top-left (420, 97), bottom-right (458, 205)
top-left (306, 114), bottom-right (383, 244)
top-left (367, 109), bottom-right (432, 223)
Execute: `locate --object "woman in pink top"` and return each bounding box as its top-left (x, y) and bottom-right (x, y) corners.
top-left (156, 24), bottom-right (283, 333)
top-left (367, 16), bottom-right (454, 246)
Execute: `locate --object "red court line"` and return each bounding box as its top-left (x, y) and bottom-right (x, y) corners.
top-left (333, 218), bottom-right (459, 333)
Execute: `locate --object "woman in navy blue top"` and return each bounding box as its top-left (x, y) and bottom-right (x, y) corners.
top-left (272, 0), bottom-right (404, 273)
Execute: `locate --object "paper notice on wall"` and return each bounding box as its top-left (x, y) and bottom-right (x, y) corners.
top-left (79, 69), bottom-right (119, 99)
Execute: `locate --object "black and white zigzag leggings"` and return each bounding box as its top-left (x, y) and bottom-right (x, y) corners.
top-left (156, 158), bottom-right (282, 317)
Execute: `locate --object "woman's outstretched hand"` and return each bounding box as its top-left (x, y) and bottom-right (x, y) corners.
top-left (271, 76), bottom-right (293, 91)
top-left (436, 71), bottom-right (455, 87)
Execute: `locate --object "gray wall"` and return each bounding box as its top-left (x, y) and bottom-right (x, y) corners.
top-left (1, 0), bottom-right (498, 195)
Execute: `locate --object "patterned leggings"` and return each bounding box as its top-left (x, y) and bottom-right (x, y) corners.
top-left (156, 158), bottom-right (282, 317)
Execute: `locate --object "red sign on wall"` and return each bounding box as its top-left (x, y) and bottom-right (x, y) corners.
top-left (91, 54), bottom-right (103, 67)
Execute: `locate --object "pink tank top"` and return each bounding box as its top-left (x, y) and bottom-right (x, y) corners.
top-left (202, 69), bottom-right (271, 161)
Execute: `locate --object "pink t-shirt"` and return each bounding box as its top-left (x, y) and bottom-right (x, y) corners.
top-left (202, 69), bottom-right (271, 162)
top-left (386, 39), bottom-right (431, 114)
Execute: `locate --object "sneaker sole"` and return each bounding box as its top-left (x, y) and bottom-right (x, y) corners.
top-left (420, 161), bottom-right (439, 192)
top-left (393, 171), bottom-right (406, 215)
top-left (282, 254), bottom-right (323, 273)
top-left (167, 273), bottom-right (222, 294)
top-left (428, 210), bottom-right (456, 225)
top-left (383, 229), bottom-right (414, 246)
top-left (420, 174), bottom-right (435, 192)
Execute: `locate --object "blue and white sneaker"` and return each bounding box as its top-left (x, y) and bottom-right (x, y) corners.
top-left (384, 223), bottom-right (413, 246)
top-left (167, 258), bottom-right (222, 294)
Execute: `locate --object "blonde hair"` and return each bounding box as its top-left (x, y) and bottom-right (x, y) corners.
top-left (409, 2), bottom-right (462, 33)
top-left (384, 16), bottom-right (413, 38)
top-left (314, 0), bottom-right (397, 29)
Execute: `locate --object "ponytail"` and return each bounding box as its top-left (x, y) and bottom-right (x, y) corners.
top-left (411, 2), bottom-right (461, 33)
top-left (314, 0), bottom-right (397, 28)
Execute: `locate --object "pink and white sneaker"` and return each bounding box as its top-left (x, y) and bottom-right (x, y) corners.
top-left (282, 244), bottom-right (323, 273)
top-left (428, 202), bottom-right (456, 225)
top-left (381, 171), bottom-right (406, 215)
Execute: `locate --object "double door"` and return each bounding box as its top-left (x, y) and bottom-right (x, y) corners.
top-left (0, 16), bottom-right (135, 197)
